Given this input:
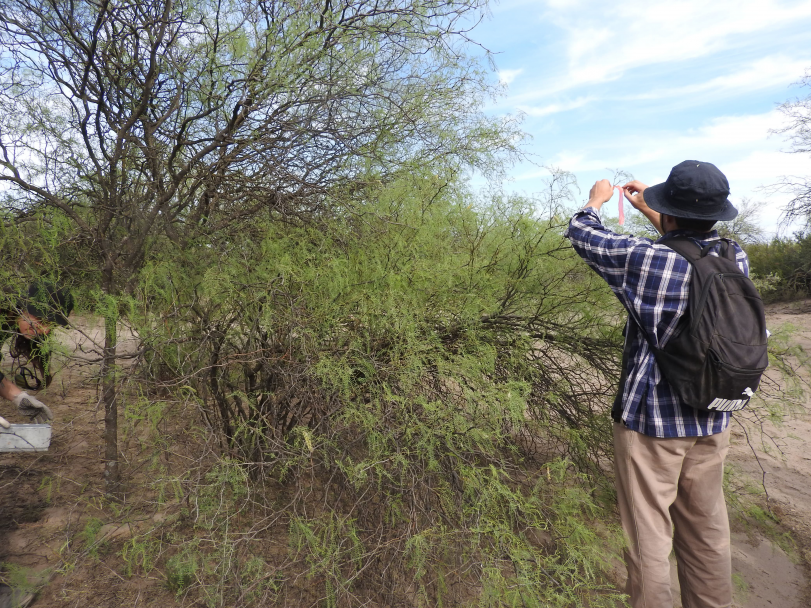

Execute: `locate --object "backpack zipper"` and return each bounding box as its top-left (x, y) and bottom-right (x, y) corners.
top-left (708, 349), bottom-right (768, 374)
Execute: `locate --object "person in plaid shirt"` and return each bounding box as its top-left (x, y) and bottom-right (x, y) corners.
top-left (566, 161), bottom-right (743, 608)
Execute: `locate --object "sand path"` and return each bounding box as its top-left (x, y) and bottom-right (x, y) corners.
top-left (668, 300), bottom-right (811, 607)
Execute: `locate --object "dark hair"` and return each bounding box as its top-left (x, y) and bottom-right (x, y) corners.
top-left (673, 216), bottom-right (717, 232)
top-left (10, 334), bottom-right (52, 389)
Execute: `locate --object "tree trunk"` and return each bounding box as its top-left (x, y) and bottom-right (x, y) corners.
top-left (101, 274), bottom-right (120, 495)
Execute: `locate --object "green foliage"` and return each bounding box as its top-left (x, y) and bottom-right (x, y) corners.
top-left (716, 199), bottom-right (766, 245)
top-left (0, 209), bottom-right (91, 308)
top-left (289, 515), bottom-right (364, 608)
top-left (192, 459), bottom-right (249, 530)
top-left (0, 1), bottom-right (636, 604)
top-left (131, 169), bottom-right (626, 606)
top-left (0, 562), bottom-right (38, 596)
top-left (121, 535), bottom-right (162, 578)
top-left (747, 231), bottom-right (811, 300)
top-left (732, 571), bottom-right (749, 600)
top-left (237, 557), bottom-right (281, 606)
top-left (0, 0), bottom-right (523, 494)
top-left (724, 465), bottom-right (799, 561)
top-left (80, 517), bottom-right (105, 559)
top-left (166, 544), bottom-right (200, 595)
top-left (609, 208), bottom-right (659, 240)
top-left (37, 475), bottom-right (59, 505)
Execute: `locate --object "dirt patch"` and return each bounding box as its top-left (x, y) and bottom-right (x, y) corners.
top-left (720, 300), bottom-right (811, 608)
top-left (0, 466), bottom-right (48, 534)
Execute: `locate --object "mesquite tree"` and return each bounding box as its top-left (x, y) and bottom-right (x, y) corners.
top-left (775, 69), bottom-right (811, 227)
top-left (0, 0), bottom-right (517, 491)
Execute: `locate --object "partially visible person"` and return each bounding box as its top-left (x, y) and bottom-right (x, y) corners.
top-left (0, 282), bottom-right (72, 428)
top-left (5, 282), bottom-right (74, 389)
top-left (566, 161), bottom-right (745, 608)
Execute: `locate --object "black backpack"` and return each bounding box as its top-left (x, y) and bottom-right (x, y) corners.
top-left (621, 236), bottom-right (769, 412)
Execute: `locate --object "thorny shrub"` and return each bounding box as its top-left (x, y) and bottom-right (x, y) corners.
top-left (127, 170), bottom-right (630, 606)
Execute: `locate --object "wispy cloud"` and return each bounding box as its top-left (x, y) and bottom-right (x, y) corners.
top-left (498, 68), bottom-right (524, 85)
top-left (627, 56), bottom-right (811, 101)
top-left (676, 111), bottom-right (785, 148)
top-left (550, 0), bottom-right (811, 88)
top-left (517, 96), bottom-right (593, 117)
top-left (537, 111), bottom-right (792, 174)
top-left (721, 149), bottom-right (810, 183)
top-left (498, 55), bottom-right (808, 112)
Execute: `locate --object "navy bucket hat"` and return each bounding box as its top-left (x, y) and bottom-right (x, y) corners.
top-left (643, 160), bottom-right (738, 221)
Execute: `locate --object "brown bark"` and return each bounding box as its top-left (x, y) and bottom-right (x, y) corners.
top-left (101, 267), bottom-right (120, 495)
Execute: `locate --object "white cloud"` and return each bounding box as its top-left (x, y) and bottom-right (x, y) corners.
top-left (498, 68), bottom-right (524, 85)
top-left (676, 112), bottom-right (784, 148)
top-left (628, 56), bottom-right (811, 102)
top-left (721, 149), bottom-right (810, 183)
top-left (517, 96), bottom-right (593, 116)
top-left (497, 54), bottom-right (808, 112)
top-left (489, 0), bottom-right (547, 15)
top-left (533, 111), bottom-right (792, 174)
top-left (545, 0), bottom-right (811, 88)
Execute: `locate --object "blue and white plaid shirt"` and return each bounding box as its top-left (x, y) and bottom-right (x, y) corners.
top-left (565, 207), bottom-right (749, 438)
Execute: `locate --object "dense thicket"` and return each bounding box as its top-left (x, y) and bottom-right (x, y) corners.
top-left (0, 0), bottom-right (519, 489)
top-left (122, 170), bottom-right (627, 606)
top-left (748, 232), bottom-right (811, 299)
top-left (0, 1), bottom-right (632, 604)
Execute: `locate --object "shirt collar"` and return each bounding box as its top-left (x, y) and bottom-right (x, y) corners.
top-left (658, 228), bottom-right (720, 242)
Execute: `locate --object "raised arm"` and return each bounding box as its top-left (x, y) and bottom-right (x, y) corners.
top-left (565, 180), bottom-right (654, 297)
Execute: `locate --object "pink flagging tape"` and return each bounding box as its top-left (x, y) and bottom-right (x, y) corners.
top-left (615, 186), bottom-right (625, 225)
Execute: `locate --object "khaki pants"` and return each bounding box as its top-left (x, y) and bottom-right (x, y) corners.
top-left (613, 422), bottom-right (732, 608)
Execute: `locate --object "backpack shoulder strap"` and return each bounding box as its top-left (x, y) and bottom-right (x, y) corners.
top-left (660, 235), bottom-right (738, 264)
top-left (657, 235), bottom-right (701, 263)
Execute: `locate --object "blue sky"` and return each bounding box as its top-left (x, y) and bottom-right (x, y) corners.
top-left (471, 0), bottom-right (811, 234)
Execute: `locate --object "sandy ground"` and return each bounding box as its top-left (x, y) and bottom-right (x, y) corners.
top-left (669, 300), bottom-right (811, 608)
top-left (1, 309), bottom-right (810, 607)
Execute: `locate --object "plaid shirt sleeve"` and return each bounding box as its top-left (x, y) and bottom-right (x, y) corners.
top-left (565, 207), bottom-right (733, 438)
top-left (564, 208), bottom-right (650, 297)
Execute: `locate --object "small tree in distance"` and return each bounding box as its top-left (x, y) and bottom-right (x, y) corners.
top-left (773, 69), bottom-right (811, 228)
top-left (717, 197), bottom-right (765, 245)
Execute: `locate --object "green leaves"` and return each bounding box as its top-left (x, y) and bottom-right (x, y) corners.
top-left (131, 167), bottom-right (627, 605)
